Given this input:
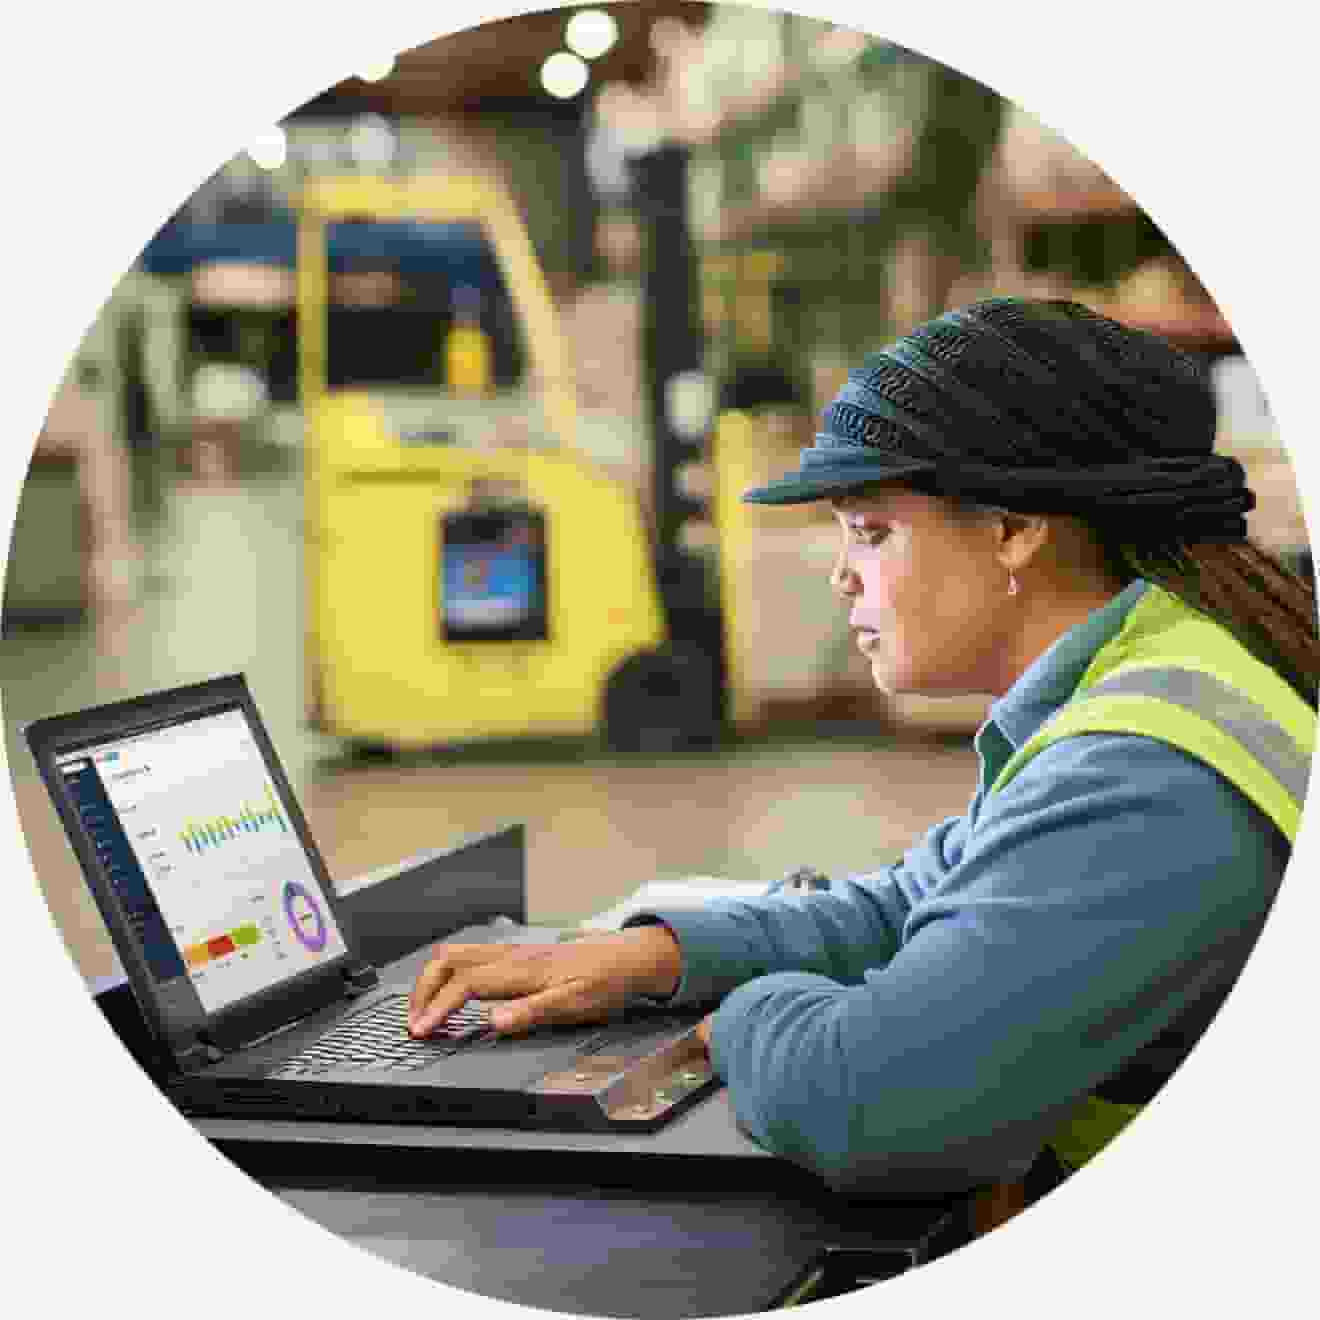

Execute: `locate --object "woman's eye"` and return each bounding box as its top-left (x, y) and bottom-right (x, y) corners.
top-left (850, 525), bottom-right (889, 546)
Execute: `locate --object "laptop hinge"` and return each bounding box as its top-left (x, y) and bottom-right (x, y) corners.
top-left (178, 1040), bottom-right (226, 1074)
top-left (343, 961), bottom-right (380, 996)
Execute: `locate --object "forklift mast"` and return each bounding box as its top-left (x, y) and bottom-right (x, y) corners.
top-left (630, 145), bottom-right (728, 730)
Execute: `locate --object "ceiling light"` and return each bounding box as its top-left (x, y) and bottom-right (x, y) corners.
top-left (247, 127), bottom-right (287, 171)
top-left (542, 51), bottom-right (590, 100)
top-left (565, 10), bottom-right (619, 60)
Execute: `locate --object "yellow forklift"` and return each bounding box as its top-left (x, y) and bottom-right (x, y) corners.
top-left (297, 172), bottom-right (727, 754)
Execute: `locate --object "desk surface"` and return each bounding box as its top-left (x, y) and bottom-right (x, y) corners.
top-left (204, 1086), bottom-right (968, 1317)
top-left (87, 843), bottom-right (980, 1313)
top-left (201, 1053), bottom-right (968, 1314)
top-left (187, 919), bottom-right (972, 1313)
top-left (210, 1110), bottom-right (963, 1318)
top-left (271, 1177), bottom-right (955, 1317)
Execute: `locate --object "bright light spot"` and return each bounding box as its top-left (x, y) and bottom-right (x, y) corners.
top-left (357, 55), bottom-right (396, 82)
top-left (565, 10), bottom-right (619, 60)
top-left (542, 51), bottom-right (590, 100)
top-left (192, 363), bottom-right (269, 421)
top-left (347, 114), bottom-right (396, 170)
top-left (247, 128), bottom-right (287, 171)
top-left (666, 370), bottom-right (715, 440)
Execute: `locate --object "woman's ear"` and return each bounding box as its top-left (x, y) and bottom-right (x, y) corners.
top-left (995, 513), bottom-right (1051, 574)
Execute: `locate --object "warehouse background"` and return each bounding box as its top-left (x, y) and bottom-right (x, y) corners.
top-left (2, 3), bottom-right (1306, 983)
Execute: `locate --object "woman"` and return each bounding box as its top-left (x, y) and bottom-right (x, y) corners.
top-left (409, 299), bottom-right (1317, 1197)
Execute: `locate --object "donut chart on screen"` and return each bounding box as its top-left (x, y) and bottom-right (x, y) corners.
top-left (282, 880), bottom-right (329, 952)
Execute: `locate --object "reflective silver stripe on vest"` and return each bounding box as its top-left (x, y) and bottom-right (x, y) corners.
top-left (1081, 667), bottom-right (1312, 806)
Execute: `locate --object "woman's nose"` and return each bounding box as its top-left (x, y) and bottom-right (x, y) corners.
top-left (831, 551), bottom-right (860, 597)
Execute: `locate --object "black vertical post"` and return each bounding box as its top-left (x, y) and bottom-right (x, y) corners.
top-left (630, 145), bottom-right (709, 623)
top-left (627, 143), bottom-right (727, 732)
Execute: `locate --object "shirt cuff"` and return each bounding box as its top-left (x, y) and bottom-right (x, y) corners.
top-left (622, 907), bottom-right (774, 1008)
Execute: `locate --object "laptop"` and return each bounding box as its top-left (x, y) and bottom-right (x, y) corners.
top-left (25, 674), bottom-right (717, 1132)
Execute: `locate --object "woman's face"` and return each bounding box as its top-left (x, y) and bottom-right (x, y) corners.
top-left (831, 487), bottom-right (1017, 697)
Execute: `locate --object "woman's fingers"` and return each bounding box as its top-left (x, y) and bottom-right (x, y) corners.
top-left (485, 979), bottom-right (615, 1035)
top-left (409, 945), bottom-right (572, 1036)
top-left (407, 943), bottom-right (522, 1031)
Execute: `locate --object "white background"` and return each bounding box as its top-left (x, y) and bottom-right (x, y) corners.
top-left (1, 2), bottom-right (1314, 1317)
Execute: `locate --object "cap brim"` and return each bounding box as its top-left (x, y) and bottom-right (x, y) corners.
top-left (742, 460), bottom-right (934, 505)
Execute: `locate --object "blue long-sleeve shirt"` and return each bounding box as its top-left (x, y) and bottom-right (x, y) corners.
top-left (625, 582), bottom-right (1292, 1195)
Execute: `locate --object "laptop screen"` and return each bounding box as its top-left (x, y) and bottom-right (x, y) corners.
top-left (54, 704), bottom-right (349, 1034)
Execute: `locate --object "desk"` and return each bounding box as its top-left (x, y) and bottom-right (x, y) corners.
top-left (194, 952), bottom-right (972, 1316)
top-left (95, 830), bottom-right (978, 1315)
top-left (203, 1105), bottom-right (968, 1317)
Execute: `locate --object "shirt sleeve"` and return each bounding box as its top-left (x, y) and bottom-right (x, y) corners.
top-left (622, 809), bottom-right (972, 1007)
top-left (698, 735), bottom-right (1288, 1195)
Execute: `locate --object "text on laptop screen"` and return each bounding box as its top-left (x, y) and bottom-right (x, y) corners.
top-left (56, 707), bottom-right (348, 1018)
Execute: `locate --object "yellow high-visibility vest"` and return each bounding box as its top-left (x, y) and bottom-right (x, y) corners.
top-left (990, 585), bottom-right (1315, 1169)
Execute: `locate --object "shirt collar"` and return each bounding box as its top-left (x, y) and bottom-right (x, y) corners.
top-left (985, 578), bottom-right (1150, 754)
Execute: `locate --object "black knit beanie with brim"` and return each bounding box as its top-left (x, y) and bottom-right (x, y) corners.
top-left (742, 298), bottom-right (1253, 548)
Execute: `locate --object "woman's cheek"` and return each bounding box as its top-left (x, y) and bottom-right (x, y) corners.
top-left (859, 555), bottom-right (899, 610)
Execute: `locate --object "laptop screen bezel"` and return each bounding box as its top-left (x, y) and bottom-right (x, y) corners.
top-left (25, 673), bottom-right (364, 1065)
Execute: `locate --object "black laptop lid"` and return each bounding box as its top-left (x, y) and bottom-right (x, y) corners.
top-left (26, 675), bottom-right (361, 1063)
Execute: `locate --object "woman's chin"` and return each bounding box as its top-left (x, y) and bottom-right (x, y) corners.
top-left (868, 657), bottom-right (900, 695)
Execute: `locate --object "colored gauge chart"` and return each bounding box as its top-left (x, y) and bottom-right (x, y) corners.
top-left (282, 880), bottom-right (329, 953)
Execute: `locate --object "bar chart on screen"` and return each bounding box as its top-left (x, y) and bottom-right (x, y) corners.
top-left (179, 783), bottom-right (288, 855)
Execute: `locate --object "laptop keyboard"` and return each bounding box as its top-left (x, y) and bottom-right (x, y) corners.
top-left (270, 994), bottom-right (492, 1078)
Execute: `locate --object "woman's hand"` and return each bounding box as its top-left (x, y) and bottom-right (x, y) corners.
top-left (407, 925), bottom-right (683, 1039)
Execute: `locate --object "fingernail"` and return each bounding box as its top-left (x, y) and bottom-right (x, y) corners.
top-left (489, 1007), bottom-right (512, 1031)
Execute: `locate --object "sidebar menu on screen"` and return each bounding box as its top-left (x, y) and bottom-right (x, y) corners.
top-left (60, 757), bottom-right (187, 985)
